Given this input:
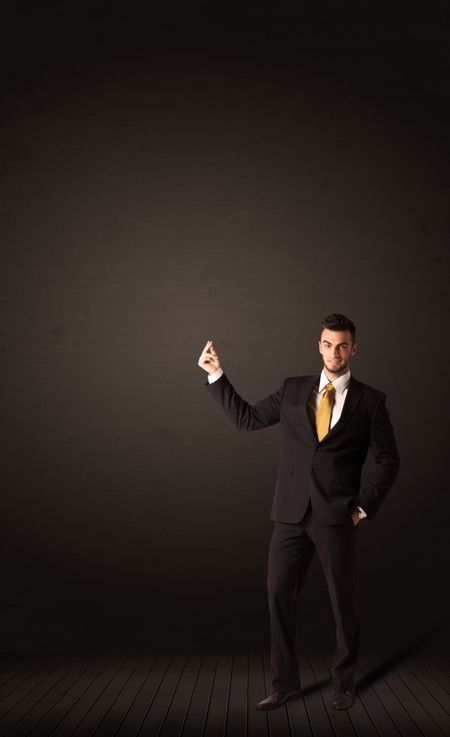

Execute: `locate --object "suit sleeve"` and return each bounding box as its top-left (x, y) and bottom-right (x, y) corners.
top-left (204, 372), bottom-right (285, 431)
top-left (358, 394), bottom-right (400, 520)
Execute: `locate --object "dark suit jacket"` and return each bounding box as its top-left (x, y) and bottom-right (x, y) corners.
top-left (205, 371), bottom-right (400, 524)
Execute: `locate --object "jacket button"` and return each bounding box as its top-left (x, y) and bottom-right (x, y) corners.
top-left (311, 467), bottom-right (317, 473)
top-left (315, 445), bottom-right (321, 451)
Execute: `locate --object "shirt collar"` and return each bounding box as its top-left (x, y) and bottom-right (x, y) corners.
top-left (318, 368), bottom-right (351, 394)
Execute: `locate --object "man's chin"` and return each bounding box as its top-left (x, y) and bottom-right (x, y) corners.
top-left (326, 363), bottom-right (347, 373)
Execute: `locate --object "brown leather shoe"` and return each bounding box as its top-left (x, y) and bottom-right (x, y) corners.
top-left (331, 689), bottom-right (355, 710)
top-left (257, 688), bottom-right (303, 710)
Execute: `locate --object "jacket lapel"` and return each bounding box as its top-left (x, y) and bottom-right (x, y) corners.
top-left (299, 373), bottom-right (363, 443)
top-left (324, 375), bottom-right (363, 441)
top-left (300, 373), bottom-right (322, 443)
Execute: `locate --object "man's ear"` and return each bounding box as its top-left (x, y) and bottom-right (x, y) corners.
top-left (351, 343), bottom-right (358, 356)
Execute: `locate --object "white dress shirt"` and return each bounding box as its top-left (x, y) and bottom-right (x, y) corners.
top-left (207, 366), bottom-right (367, 519)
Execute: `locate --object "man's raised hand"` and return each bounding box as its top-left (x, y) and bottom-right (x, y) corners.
top-left (198, 340), bottom-right (221, 374)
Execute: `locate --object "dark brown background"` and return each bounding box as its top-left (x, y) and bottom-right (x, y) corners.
top-left (1, 1), bottom-right (449, 653)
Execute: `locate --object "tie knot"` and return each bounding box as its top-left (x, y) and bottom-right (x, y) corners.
top-left (325, 382), bottom-right (335, 394)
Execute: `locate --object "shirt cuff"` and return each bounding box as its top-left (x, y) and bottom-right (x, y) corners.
top-left (356, 505), bottom-right (367, 519)
top-left (207, 367), bottom-right (224, 383)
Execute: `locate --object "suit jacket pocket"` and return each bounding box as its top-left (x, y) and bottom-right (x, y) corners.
top-left (277, 464), bottom-right (294, 476)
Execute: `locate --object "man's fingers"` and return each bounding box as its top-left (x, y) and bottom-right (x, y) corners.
top-left (199, 340), bottom-right (219, 368)
top-left (201, 341), bottom-right (217, 357)
top-left (199, 350), bottom-right (217, 362)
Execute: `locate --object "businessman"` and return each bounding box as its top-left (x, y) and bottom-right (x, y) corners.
top-left (197, 313), bottom-right (400, 711)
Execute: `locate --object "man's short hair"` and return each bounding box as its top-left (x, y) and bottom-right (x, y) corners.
top-left (320, 313), bottom-right (356, 344)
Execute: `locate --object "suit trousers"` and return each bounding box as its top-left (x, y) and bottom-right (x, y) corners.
top-left (267, 497), bottom-right (360, 693)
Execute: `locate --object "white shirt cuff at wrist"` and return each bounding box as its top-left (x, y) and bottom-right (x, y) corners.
top-left (207, 367), bottom-right (224, 383)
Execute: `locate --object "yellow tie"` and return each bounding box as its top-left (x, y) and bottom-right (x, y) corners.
top-left (316, 382), bottom-right (336, 441)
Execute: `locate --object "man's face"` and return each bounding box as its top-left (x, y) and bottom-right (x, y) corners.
top-left (318, 328), bottom-right (357, 375)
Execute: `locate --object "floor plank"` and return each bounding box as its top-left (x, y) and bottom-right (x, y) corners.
top-left (350, 655), bottom-right (402, 737)
top-left (203, 652), bottom-right (232, 737)
top-left (0, 652), bottom-right (447, 737)
top-left (391, 654), bottom-right (450, 735)
top-left (361, 652), bottom-right (431, 737)
top-left (247, 653), bottom-right (269, 737)
top-left (180, 653), bottom-right (216, 737)
top-left (3, 654), bottom-right (85, 737)
top-left (298, 652), bottom-right (334, 737)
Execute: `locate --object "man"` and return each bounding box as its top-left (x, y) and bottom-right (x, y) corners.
top-left (197, 313), bottom-right (400, 711)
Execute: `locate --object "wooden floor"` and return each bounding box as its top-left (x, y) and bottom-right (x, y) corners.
top-left (0, 651), bottom-right (448, 737)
